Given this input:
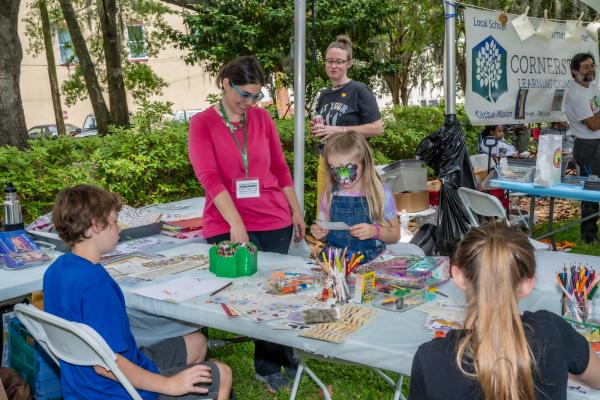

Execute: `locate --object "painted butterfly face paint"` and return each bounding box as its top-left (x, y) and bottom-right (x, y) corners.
top-left (329, 162), bottom-right (358, 185)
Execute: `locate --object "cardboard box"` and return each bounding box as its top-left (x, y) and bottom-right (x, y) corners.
top-left (393, 191), bottom-right (429, 213)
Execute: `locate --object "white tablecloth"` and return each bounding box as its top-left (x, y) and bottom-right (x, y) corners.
top-left (119, 244), bottom-right (600, 399)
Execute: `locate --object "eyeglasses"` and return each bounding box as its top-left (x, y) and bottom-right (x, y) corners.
top-left (325, 59), bottom-right (349, 66)
top-left (580, 63), bottom-right (598, 72)
top-left (230, 82), bottom-right (264, 103)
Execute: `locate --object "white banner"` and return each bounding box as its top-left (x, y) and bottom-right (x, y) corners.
top-left (465, 8), bottom-right (599, 125)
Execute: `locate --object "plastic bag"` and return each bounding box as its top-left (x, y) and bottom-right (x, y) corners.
top-left (534, 134), bottom-right (562, 187)
top-left (416, 115), bottom-right (477, 255)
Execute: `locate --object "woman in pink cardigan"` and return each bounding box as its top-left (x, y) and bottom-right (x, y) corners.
top-left (189, 56), bottom-right (305, 393)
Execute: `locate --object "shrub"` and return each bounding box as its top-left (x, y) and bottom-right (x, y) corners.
top-left (1, 105), bottom-right (479, 224)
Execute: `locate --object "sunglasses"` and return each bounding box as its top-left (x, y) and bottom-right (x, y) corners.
top-left (230, 82), bottom-right (264, 103)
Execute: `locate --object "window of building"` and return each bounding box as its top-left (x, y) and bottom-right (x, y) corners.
top-left (127, 25), bottom-right (147, 61)
top-left (56, 27), bottom-right (77, 65)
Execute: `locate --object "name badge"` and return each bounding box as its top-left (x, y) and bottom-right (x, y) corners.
top-left (236, 178), bottom-right (260, 199)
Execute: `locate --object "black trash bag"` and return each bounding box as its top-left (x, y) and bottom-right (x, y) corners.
top-left (409, 223), bottom-right (437, 256)
top-left (415, 114), bottom-right (477, 256)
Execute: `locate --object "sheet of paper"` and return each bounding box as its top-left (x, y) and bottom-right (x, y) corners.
top-left (415, 301), bottom-right (466, 322)
top-left (317, 221), bottom-right (350, 230)
top-left (133, 277), bottom-right (229, 303)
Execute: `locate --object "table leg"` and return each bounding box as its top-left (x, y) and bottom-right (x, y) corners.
top-left (372, 368), bottom-right (406, 400)
top-left (528, 196), bottom-right (536, 237)
top-left (289, 356), bottom-right (332, 400)
top-left (548, 197), bottom-right (557, 251)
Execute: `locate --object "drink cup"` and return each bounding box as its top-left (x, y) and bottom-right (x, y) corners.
top-left (312, 115), bottom-right (324, 127)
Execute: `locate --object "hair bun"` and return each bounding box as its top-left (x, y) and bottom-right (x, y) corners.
top-left (336, 35), bottom-right (352, 47)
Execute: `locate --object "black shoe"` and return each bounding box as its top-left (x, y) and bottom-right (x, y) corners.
top-left (255, 372), bottom-right (290, 393)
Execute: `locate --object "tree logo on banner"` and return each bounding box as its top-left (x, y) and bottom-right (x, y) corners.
top-left (472, 36), bottom-right (508, 103)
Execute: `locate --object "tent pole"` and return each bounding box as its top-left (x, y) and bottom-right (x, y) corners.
top-left (444, 0), bottom-right (457, 115)
top-left (293, 0), bottom-right (307, 211)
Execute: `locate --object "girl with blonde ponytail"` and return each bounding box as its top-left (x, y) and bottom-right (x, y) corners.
top-left (409, 222), bottom-right (600, 400)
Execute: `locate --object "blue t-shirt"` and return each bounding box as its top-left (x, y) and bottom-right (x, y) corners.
top-left (43, 253), bottom-right (159, 400)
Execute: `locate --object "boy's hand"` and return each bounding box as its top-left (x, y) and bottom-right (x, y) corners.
top-left (310, 224), bottom-right (329, 240)
top-left (349, 223), bottom-right (376, 240)
top-left (167, 364), bottom-right (212, 396)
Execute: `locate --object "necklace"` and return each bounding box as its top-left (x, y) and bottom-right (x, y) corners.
top-left (332, 80), bottom-right (351, 89)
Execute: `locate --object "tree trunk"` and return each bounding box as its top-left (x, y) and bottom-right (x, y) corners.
top-left (58, 0), bottom-right (110, 135)
top-left (0, 0), bottom-right (28, 148)
top-left (383, 75), bottom-right (401, 106)
top-left (98, 0), bottom-right (129, 127)
top-left (40, 0), bottom-right (66, 136)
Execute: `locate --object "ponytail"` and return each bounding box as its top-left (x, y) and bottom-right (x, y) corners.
top-left (453, 223), bottom-right (536, 400)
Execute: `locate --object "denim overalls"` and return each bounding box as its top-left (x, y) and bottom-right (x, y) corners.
top-left (326, 192), bottom-right (385, 262)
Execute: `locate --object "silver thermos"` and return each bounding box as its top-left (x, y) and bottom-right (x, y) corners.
top-left (3, 183), bottom-right (24, 231)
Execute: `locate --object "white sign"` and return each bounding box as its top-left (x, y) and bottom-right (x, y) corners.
top-left (465, 8), bottom-right (599, 125)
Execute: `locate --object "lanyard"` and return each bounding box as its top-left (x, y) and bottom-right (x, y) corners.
top-left (220, 101), bottom-right (248, 176)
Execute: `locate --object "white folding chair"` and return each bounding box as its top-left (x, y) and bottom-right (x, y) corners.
top-left (386, 242), bottom-right (425, 257)
top-left (14, 303), bottom-right (143, 400)
top-left (457, 187), bottom-right (549, 251)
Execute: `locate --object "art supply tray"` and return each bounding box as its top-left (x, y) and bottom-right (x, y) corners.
top-left (209, 241), bottom-right (257, 278)
top-left (373, 286), bottom-right (427, 312)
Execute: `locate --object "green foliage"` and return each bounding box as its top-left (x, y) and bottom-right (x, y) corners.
top-left (0, 124), bottom-right (199, 222)
top-left (2, 105), bottom-right (480, 224)
top-left (128, 99), bottom-right (174, 135)
top-left (123, 62), bottom-right (168, 103)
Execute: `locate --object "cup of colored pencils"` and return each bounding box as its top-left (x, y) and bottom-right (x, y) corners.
top-left (317, 248), bottom-right (363, 304)
top-left (556, 264), bottom-right (598, 324)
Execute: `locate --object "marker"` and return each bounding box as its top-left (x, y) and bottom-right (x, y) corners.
top-left (210, 281), bottom-right (233, 296)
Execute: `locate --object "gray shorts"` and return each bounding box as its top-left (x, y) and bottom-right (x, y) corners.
top-left (141, 336), bottom-right (220, 400)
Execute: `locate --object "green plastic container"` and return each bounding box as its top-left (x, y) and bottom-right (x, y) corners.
top-left (209, 241), bottom-right (257, 278)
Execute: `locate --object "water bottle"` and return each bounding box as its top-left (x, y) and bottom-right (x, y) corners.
top-left (3, 183), bottom-right (24, 231)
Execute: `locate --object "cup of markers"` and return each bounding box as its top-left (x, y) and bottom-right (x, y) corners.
top-left (556, 265), bottom-right (599, 327)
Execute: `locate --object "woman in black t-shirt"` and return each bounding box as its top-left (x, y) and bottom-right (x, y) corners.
top-left (409, 222), bottom-right (600, 400)
top-left (312, 35), bottom-right (383, 216)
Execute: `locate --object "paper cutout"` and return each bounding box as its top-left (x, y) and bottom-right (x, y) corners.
top-left (587, 21), bottom-right (600, 42)
top-left (317, 221), bottom-right (350, 230)
top-left (300, 305), bottom-right (376, 343)
top-left (535, 10), bottom-right (556, 40)
top-left (566, 15), bottom-right (584, 42)
top-left (511, 7), bottom-right (535, 41)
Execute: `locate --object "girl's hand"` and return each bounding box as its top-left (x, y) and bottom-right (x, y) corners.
top-left (292, 212), bottom-right (306, 242)
top-left (312, 125), bottom-right (343, 143)
top-left (310, 224), bottom-right (329, 240)
top-left (349, 223), bottom-right (377, 240)
top-left (230, 222), bottom-right (249, 243)
top-left (166, 364), bottom-right (212, 396)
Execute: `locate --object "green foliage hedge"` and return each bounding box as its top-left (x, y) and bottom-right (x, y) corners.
top-left (0, 105), bottom-right (479, 223)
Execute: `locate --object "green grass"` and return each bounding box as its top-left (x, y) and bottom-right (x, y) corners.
top-left (532, 215), bottom-right (600, 256)
top-left (207, 328), bottom-right (408, 399)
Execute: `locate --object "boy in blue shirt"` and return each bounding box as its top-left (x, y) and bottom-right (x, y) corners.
top-left (43, 184), bottom-right (232, 400)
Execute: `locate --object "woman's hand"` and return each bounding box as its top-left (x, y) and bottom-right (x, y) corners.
top-left (349, 223), bottom-right (377, 240)
top-left (310, 224), bottom-right (329, 240)
top-left (292, 212), bottom-right (306, 242)
top-left (166, 364), bottom-right (212, 396)
top-left (312, 125), bottom-right (344, 143)
top-left (230, 222), bottom-right (249, 243)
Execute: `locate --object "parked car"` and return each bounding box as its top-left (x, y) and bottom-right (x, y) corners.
top-left (27, 124), bottom-right (81, 139)
top-left (173, 109), bottom-right (202, 122)
top-left (74, 114), bottom-right (98, 138)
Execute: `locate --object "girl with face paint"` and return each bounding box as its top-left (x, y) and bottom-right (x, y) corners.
top-left (310, 131), bottom-right (400, 262)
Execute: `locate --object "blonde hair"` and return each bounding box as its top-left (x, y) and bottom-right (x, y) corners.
top-left (452, 222), bottom-right (537, 400)
top-left (323, 131), bottom-right (386, 225)
top-left (326, 35), bottom-right (353, 61)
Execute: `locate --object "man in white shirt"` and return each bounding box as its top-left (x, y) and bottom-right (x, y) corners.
top-left (564, 53), bottom-right (600, 244)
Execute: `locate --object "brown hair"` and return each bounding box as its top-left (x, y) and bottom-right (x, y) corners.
top-left (452, 222), bottom-right (537, 400)
top-left (326, 35), bottom-right (353, 61)
top-left (323, 131), bottom-right (386, 225)
top-left (52, 184), bottom-right (123, 247)
top-left (216, 55), bottom-right (265, 88)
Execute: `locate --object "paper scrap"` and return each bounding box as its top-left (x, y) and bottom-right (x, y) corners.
top-left (317, 221), bottom-right (350, 230)
top-left (133, 277), bottom-right (229, 303)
